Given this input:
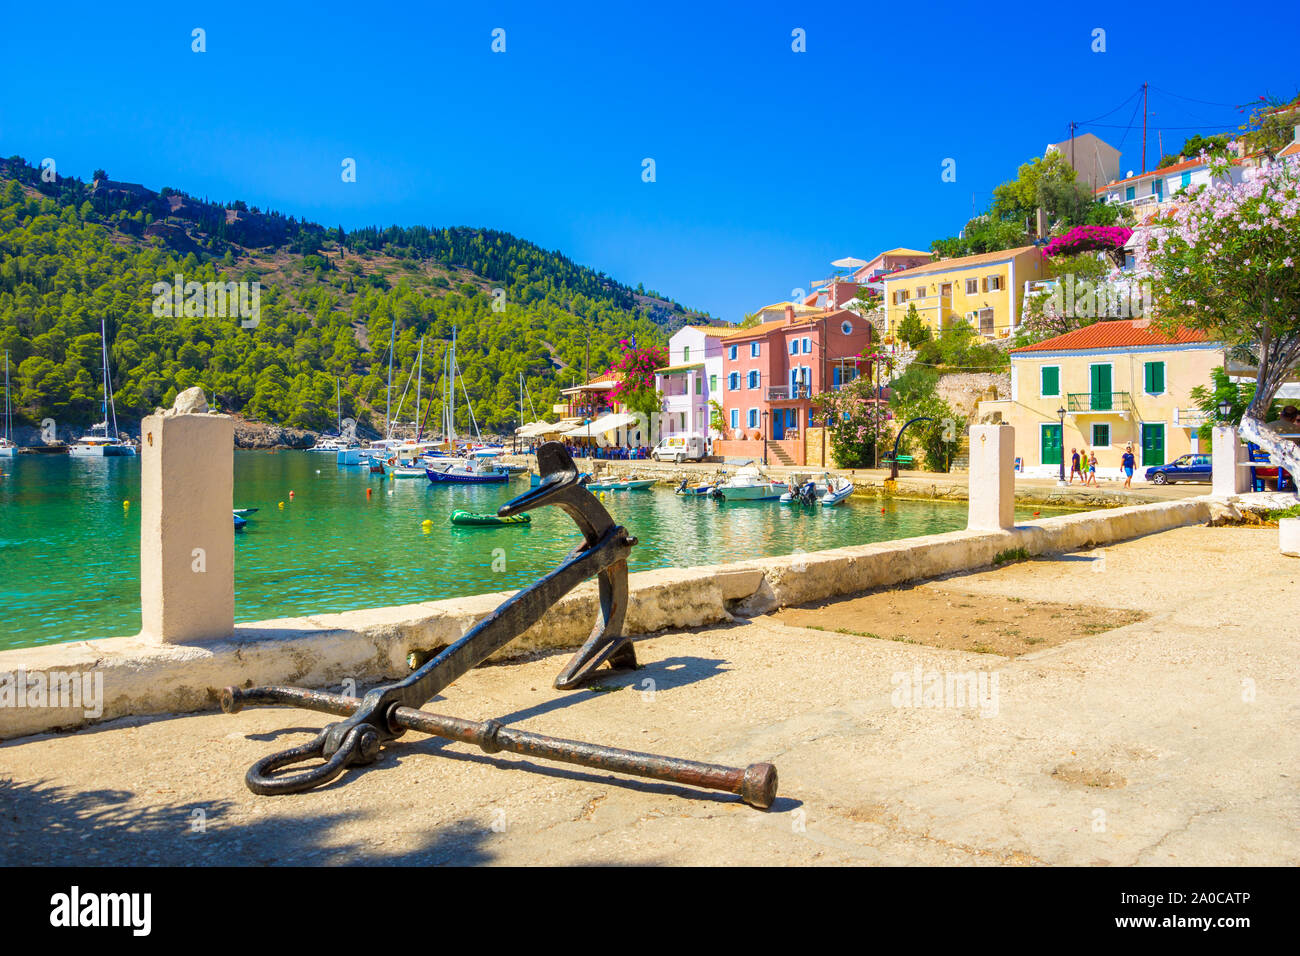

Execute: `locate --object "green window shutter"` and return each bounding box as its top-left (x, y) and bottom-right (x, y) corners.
top-left (1144, 361), bottom-right (1165, 394)
top-left (1041, 366), bottom-right (1059, 396)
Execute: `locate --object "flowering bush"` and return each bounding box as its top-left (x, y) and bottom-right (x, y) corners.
top-left (607, 340), bottom-right (667, 419)
top-left (1134, 152), bottom-right (1300, 472)
top-left (1042, 225), bottom-right (1132, 259)
top-left (812, 370), bottom-right (891, 467)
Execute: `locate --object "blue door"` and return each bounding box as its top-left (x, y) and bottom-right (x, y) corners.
top-left (773, 412), bottom-right (785, 440)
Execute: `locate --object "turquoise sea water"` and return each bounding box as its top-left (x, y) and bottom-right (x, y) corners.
top-left (0, 451), bottom-right (1070, 650)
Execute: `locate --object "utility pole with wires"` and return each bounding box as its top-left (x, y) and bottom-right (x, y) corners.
top-left (1141, 81), bottom-right (1149, 173)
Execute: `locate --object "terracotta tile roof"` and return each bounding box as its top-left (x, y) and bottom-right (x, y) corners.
top-left (682, 325), bottom-right (734, 337)
top-left (880, 247), bottom-right (932, 258)
top-left (1010, 319), bottom-right (1214, 353)
top-left (1094, 156), bottom-right (1240, 194)
top-left (879, 245), bottom-right (1039, 281)
top-left (1278, 140), bottom-right (1300, 158)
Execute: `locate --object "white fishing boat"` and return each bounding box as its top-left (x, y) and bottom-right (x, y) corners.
top-left (710, 464), bottom-right (787, 501)
top-left (0, 351), bottom-right (15, 458)
top-left (69, 320), bottom-right (135, 457)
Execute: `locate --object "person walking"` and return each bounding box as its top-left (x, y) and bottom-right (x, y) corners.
top-left (1121, 444), bottom-right (1136, 488)
top-left (1068, 447), bottom-right (1083, 484)
top-left (1087, 450), bottom-right (1100, 486)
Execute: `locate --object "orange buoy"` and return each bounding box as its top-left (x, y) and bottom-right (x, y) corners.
top-left (289, 490), bottom-right (295, 499)
top-left (366, 488), bottom-right (372, 499)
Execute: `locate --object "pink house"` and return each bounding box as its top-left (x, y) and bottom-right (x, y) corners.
top-left (717, 305), bottom-right (873, 465)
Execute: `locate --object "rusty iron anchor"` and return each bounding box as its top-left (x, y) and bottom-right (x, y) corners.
top-left (222, 441), bottom-right (778, 809)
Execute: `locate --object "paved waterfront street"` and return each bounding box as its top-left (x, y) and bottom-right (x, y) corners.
top-left (3, 523), bottom-right (1295, 866)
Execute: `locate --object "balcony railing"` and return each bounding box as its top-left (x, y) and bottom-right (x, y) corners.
top-left (768, 385), bottom-right (810, 401)
top-left (1066, 392), bottom-right (1133, 413)
top-left (1174, 407), bottom-right (1212, 427)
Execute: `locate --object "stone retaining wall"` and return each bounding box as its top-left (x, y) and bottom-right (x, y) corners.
top-left (0, 496), bottom-right (1217, 740)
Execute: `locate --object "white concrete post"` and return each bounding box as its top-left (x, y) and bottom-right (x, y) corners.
top-left (1212, 425), bottom-right (1248, 497)
top-left (1280, 519), bottom-right (1300, 558)
top-left (139, 409), bottom-right (234, 643)
top-left (968, 424), bottom-right (1016, 532)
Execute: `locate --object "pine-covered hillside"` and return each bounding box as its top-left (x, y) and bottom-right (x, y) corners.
top-left (0, 156), bottom-right (713, 436)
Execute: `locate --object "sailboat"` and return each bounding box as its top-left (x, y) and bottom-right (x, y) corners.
top-left (423, 328), bottom-right (509, 484)
top-left (0, 351), bottom-right (16, 458)
top-left (69, 320), bottom-right (135, 457)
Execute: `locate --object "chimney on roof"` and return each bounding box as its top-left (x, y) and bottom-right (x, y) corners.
top-left (784, 304), bottom-right (794, 323)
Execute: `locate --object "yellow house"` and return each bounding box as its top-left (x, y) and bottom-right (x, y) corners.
top-left (980, 319), bottom-right (1223, 479)
top-left (881, 245), bottom-right (1046, 341)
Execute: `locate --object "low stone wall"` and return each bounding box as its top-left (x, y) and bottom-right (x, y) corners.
top-left (0, 496), bottom-right (1216, 740)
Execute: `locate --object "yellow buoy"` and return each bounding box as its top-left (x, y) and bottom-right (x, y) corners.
top-left (122, 500), bottom-right (130, 510)
top-left (278, 501), bottom-right (285, 510)
top-left (421, 519), bottom-right (433, 534)
top-left (599, 491), bottom-right (607, 502)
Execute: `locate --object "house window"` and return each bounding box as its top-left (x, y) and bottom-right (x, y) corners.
top-left (694, 374), bottom-right (702, 395)
top-left (977, 308), bottom-right (994, 334)
top-left (728, 345), bottom-right (737, 360)
top-left (709, 374), bottom-right (717, 393)
top-left (940, 283), bottom-right (952, 296)
top-left (747, 370), bottom-right (759, 389)
top-left (1125, 185), bottom-right (1136, 201)
top-left (1092, 423), bottom-right (1111, 447)
top-left (840, 320), bottom-right (853, 335)
top-left (1040, 365), bottom-right (1060, 397)
top-left (915, 287), bottom-right (926, 300)
top-left (965, 278), bottom-right (978, 294)
top-left (801, 337), bottom-right (811, 354)
top-left (682, 346), bottom-right (689, 362)
top-left (1152, 180), bottom-right (1163, 199)
top-left (988, 275), bottom-right (1002, 291)
top-left (1181, 171), bottom-right (1192, 189)
top-left (730, 408), bottom-right (738, 430)
top-left (750, 342), bottom-right (760, 358)
top-left (747, 408), bottom-right (758, 429)
top-left (1144, 360), bottom-right (1166, 395)
top-left (728, 372), bottom-right (739, 390)
top-left (789, 339), bottom-right (798, 355)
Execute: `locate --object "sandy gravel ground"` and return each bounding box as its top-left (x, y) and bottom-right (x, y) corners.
top-left (1, 525), bottom-right (1296, 866)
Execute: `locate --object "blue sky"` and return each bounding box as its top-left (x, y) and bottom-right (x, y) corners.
top-left (2, 1), bottom-right (1296, 321)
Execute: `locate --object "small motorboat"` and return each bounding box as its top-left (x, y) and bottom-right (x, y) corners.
top-left (820, 475), bottom-right (855, 506)
top-left (233, 513), bottom-right (247, 530)
top-left (587, 476), bottom-right (656, 491)
top-left (676, 474), bottom-right (721, 496)
top-left (424, 460), bottom-right (509, 484)
top-left (450, 509), bottom-right (532, 527)
top-left (780, 480), bottom-right (819, 506)
top-left (233, 508), bottom-right (259, 517)
top-left (710, 464), bottom-right (788, 501)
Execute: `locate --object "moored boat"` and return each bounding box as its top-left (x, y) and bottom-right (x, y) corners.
top-left (587, 476), bottom-right (656, 491)
top-left (424, 460), bottom-right (509, 484)
top-left (710, 465), bottom-right (787, 501)
top-left (0, 351), bottom-right (15, 458)
top-left (820, 475), bottom-right (854, 506)
top-left (69, 320), bottom-right (134, 457)
top-left (450, 509), bottom-right (531, 526)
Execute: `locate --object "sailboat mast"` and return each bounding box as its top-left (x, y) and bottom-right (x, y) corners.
top-left (3, 351), bottom-right (10, 443)
top-left (335, 377), bottom-right (341, 434)
top-left (385, 318), bottom-right (396, 439)
top-left (449, 327), bottom-right (457, 444)
top-left (414, 336), bottom-right (424, 441)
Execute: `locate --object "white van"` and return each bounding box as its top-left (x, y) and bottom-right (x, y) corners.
top-left (652, 433), bottom-right (706, 463)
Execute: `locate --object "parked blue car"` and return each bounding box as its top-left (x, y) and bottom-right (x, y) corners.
top-left (1144, 453), bottom-right (1211, 484)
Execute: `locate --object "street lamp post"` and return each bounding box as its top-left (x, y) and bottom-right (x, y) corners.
top-left (762, 409), bottom-right (769, 466)
top-left (1056, 406), bottom-right (1067, 485)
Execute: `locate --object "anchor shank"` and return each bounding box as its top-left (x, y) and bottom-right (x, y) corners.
top-left (394, 523), bottom-right (632, 708)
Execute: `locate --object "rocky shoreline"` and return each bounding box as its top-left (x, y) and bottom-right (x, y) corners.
top-left (7, 417), bottom-right (323, 450)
